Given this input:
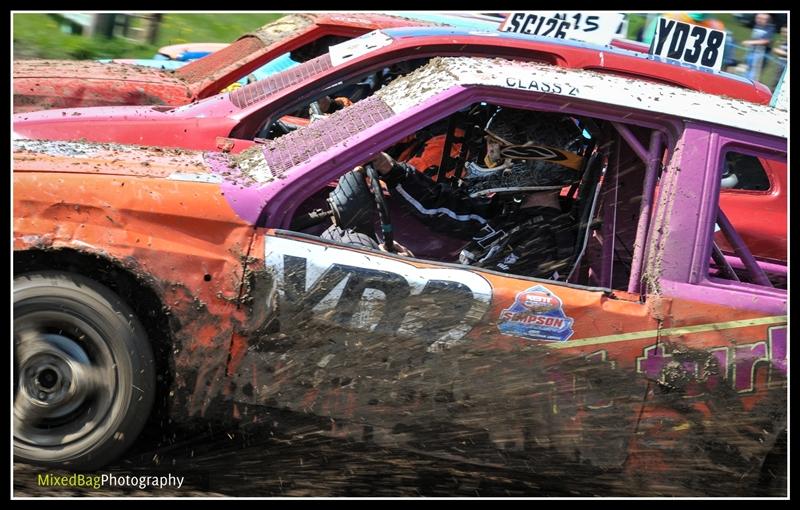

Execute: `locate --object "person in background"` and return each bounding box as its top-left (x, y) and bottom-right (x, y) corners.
top-left (742, 13), bottom-right (776, 81)
top-left (770, 26), bottom-right (787, 89)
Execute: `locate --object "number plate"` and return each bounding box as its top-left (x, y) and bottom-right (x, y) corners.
top-left (499, 13), bottom-right (571, 40)
top-left (536, 12), bottom-right (626, 45)
top-left (649, 17), bottom-right (727, 72)
top-left (500, 12), bottom-right (625, 45)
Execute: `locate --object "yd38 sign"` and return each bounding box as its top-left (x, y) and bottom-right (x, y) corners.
top-left (649, 17), bottom-right (726, 72)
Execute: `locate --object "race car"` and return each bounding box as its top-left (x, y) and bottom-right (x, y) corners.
top-left (12, 12), bottom-right (438, 113)
top-left (14, 26), bottom-right (773, 154)
top-left (13, 56), bottom-right (786, 495)
top-left (15, 26), bottom-right (782, 262)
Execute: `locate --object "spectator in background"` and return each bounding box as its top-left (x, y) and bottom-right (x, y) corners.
top-left (742, 13), bottom-right (776, 81)
top-left (771, 26), bottom-right (787, 89)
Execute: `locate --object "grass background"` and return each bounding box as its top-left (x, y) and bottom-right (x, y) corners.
top-left (13, 12), bottom-right (783, 88)
top-left (13, 13), bottom-right (283, 59)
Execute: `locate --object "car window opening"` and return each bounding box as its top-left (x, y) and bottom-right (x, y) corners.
top-left (710, 151), bottom-right (785, 289)
top-left (252, 58), bottom-right (432, 141)
top-left (288, 102), bottom-right (663, 295)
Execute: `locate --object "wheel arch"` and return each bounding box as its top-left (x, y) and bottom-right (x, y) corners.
top-left (14, 248), bottom-right (176, 439)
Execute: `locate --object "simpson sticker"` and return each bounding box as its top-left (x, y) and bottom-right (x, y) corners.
top-left (264, 236), bottom-right (492, 349)
top-left (498, 285), bottom-right (574, 342)
top-left (649, 17), bottom-right (726, 72)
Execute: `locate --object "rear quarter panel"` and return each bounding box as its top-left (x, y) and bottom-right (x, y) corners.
top-left (14, 165), bottom-right (255, 423)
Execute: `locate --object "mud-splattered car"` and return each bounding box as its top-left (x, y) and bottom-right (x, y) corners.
top-left (13, 57), bottom-right (786, 495)
top-left (13, 27), bottom-right (784, 264)
top-left (14, 26), bottom-right (773, 152)
top-left (12, 13), bottom-right (436, 113)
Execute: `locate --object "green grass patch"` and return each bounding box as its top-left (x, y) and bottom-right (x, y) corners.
top-left (13, 13), bottom-right (283, 60)
top-left (156, 13), bottom-right (283, 46)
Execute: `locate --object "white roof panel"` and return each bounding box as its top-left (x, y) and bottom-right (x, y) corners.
top-left (376, 57), bottom-right (787, 139)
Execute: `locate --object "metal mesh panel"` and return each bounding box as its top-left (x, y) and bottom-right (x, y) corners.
top-left (229, 54), bottom-right (333, 109)
top-left (260, 95), bottom-right (395, 176)
top-left (175, 37), bottom-right (265, 84)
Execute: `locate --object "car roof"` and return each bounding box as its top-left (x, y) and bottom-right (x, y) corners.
top-left (381, 26), bottom-right (762, 87)
top-left (230, 56), bottom-right (785, 187)
top-left (374, 57), bottom-right (785, 138)
top-left (226, 26), bottom-right (770, 111)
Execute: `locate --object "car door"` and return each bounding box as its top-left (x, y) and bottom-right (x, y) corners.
top-left (218, 87), bottom-right (685, 476)
top-left (624, 123), bottom-right (787, 494)
top-left (226, 218), bottom-right (662, 472)
top-left (220, 81), bottom-right (783, 488)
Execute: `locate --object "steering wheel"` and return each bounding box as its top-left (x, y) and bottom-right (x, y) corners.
top-left (364, 164), bottom-right (394, 253)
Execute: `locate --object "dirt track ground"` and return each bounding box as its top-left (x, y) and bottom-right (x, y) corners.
top-left (14, 427), bottom-right (613, 497)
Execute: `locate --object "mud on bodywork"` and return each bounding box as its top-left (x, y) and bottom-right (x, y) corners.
top-left (374, 57), bottom-right (786, 138)
top-left (243, 14), bottom-right (316, 47)
top-left (222, 313), bottom-right (785, 493)
top-left (13, 60), bottom-right (190, 113)
top-left (628, 338), bottom-right (786, 495)
top-left (174, 14), bottom-right (316, 92)
top-left (13, 149), bottom-right (260, 430)
top-left (217, 235), bottom-right (786, 495)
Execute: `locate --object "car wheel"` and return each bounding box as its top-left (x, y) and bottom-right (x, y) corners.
top-left (14, 271), bottom-right (155, 470)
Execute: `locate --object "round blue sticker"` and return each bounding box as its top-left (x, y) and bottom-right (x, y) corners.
top-left (498, 285), bottom-right (574, 342)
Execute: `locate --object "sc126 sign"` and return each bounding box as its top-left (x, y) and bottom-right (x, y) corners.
top-left (499, 13), bottom-right (570, 39)
top-left (537, 12), bottom-right (626, 45)
top-left (649, 17), bottom-right (727, 72)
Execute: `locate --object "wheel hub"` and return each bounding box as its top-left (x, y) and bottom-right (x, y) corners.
top-left (17, 333), bottom-right (92, 419)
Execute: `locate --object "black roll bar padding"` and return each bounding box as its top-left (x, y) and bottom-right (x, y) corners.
top-left (365, 165), bottom-right (394, 253)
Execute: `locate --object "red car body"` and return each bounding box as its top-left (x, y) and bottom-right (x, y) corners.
top-left (12, 13), bottom-right (434, 113)
top-left (717, 158), bottom-right (786, 262)
top-left (14, 27), bottom-right (773, 153)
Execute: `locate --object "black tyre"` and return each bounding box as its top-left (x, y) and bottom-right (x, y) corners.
top-left (14, 271), bottom-right (155, 470)
top-left (321, 225), bottom-right (379, 249)
top-left (327, 169), bottom-right (373, 232)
